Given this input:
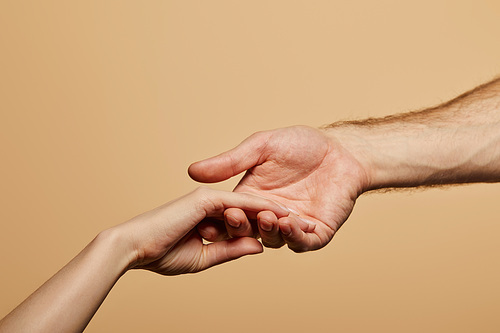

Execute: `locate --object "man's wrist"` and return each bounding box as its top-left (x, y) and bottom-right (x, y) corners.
top-left (322, 113), bottom-right (500, 191)
top-left (321, 125), bottom-right (381, 191)
top-left (321, 122), bottom-right (431, 191)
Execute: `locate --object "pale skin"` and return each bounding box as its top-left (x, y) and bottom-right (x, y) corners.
top-left (0, 187), bottom-right (290, 333)
top-left (189, 77), bottom-right (500, 252)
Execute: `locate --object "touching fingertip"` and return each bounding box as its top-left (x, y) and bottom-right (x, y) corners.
top-left (259, 219), bottom-right (273, 232)
top-left (279, 223), bottom-right (292, 236)
top-left (226, 215), bottom-right (241, 228)
top-left (295, 216), bottom-right (316, 232)
top-left (244, 238), bottom-right (264, 255)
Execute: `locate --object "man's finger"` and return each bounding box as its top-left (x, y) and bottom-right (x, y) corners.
top-left (188, 131), bottom-right (271, 183)
top-left (295, 216), bottom-right (317, 233)
top-left (279, 216), bottom-right (319, 253)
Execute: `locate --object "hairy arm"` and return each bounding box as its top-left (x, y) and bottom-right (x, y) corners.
top-left (326, 77), bottom-right (500, 190)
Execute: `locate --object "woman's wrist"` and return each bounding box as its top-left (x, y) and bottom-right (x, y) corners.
top-left (95, 226), bottom-right (137, 274)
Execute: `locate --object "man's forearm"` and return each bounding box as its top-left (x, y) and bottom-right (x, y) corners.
top-left (323, 78), bottom-right (500, 190)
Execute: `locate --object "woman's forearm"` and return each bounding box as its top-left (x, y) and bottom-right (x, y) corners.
top-left (0, 229), bottom-right (131, 333)
top-left (324, 77), bottom-right (500, 190)
top-left (0, 188), bottom-right (288, 332)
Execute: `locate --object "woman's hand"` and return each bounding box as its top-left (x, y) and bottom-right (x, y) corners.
top-left (115, 187), bottom-right (290, 275)
top-left (0, 187), bottom-right (289, 333)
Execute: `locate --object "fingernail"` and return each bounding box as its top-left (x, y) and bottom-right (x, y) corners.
top-left (260, 220), bottom-right (273, 232)
top-left (280, 223), bottom-right (292, 236)
top-left (226, 215), bottom-right (241, 228)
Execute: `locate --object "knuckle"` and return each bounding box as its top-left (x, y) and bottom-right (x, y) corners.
top-left (250, 130), bottom-right (268, 140)
top-left (194, 186), bottom-right (211, 197)
top-left (193, 186), bottom-right (220, 216)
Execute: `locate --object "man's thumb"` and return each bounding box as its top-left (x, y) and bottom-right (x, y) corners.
top-left (188, 131), bottom-right (270, 183)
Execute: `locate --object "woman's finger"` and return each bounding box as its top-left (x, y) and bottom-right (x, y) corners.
top-left (257, 211), bottom-right (285, 248)
top-left (198, 237), bottom-right (264, 271)
top-left (195, 187), bottom-right (290, 218)
top-left (224, 208), bottom-right (255, 238)
top-left (197, 218), bottom-right (229, 242)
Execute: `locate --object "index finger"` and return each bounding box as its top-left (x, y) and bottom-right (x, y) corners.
top-left (196, 187), bottom-right (291, 219)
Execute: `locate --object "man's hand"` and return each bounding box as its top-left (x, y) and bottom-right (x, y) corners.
top-left (190, 79), bottom-right (500, 253)
top-left (188, 126), bottom-right (370, 252)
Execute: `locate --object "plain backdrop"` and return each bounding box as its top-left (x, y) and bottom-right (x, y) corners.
top-left (1, 1), bottom-right (499, 332)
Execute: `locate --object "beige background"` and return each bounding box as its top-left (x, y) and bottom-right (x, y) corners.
top-left (1, 1), bottom-right (500, 332)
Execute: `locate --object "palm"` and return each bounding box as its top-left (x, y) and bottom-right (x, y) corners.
top-left (234, 126), bottom-right (365, 248)
top-left (189, 126), bottom-right (369, 251)
top-left (142, 231), bottom-right (207, 276)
